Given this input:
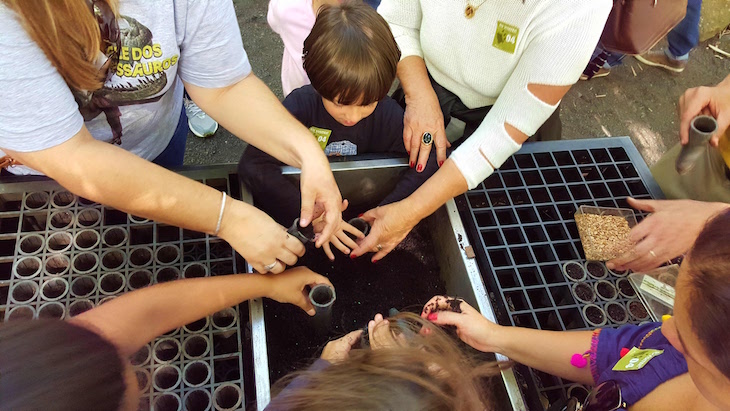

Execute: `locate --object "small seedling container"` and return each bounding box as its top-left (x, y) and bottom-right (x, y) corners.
top-left (562, 261), bottom-right (587, 282)
top-left (574, 206), bottom-right (637, 261)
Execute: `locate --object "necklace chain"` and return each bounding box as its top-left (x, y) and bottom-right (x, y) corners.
top-left (638, 326), bottom-right (662, 349)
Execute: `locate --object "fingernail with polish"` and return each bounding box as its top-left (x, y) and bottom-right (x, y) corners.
top-left (350, 254), bottom-right (357, 259)
top-left (409, 161), bottom-right (414, 168)
top-left (417, 164), bottom-right (423, 172)
top-left (372, 259), bottom-right (379, 264)
top-left (427, 312), bottom-right (438, 321)
top-left (358, 213), bottom-right (363, 217)
top-left (438, 160), bottom-right (444, 167)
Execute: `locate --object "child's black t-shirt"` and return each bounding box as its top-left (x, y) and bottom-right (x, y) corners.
top-left (282, 85), bottom-right (406, 156)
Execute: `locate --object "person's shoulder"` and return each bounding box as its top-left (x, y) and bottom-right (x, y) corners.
top-left (376, 96), bottom-right (404, 115)
top-left (284, 85), bottom-right (320, 106)
top-left (0, 4), bottom-right (35, 45)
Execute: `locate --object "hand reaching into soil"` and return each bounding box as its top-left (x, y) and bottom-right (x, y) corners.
top-left (606, 197), bottom-right (730, 272)
top-left (678, 73), bottom-right (730, 146)
top-left (421, 296), bottom-right (501, 353)
top-left (320, 330), bottom-right (363, 363)
top-left (264, 267), bottom-right (333, 316)
top-left (312, 200), bottom-right (364, 260)
top-left (351, 201), bottom-right (419, 262)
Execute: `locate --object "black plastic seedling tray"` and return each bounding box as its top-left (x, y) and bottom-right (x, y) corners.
top-left (0, 167), bottom-right (250, 411)
top-left (455, 137), bottom-right (664, 410)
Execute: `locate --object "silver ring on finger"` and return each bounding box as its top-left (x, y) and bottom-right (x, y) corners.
top-left (264, 261), bottom-right (277, 272)
top-left (421, 132), bottom-right (434, 146)
top-left (649, 250), bottom-right (657, 258)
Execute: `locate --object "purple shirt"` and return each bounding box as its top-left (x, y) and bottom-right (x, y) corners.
top-left (590, 322), bottom-right (688, 406)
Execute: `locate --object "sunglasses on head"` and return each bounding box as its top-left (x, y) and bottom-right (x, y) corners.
top-left (563, 381), bottom-right (626, 411)
top-left (88, 0), bottom-right (121, 81)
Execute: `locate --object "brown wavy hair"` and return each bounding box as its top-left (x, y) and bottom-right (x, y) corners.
top-left (270, 313), bottom-right (506, 410)
top-left (2, 0), bottom-right (117, 91)
top-left (0, 319), bottom-right (127, 411)
top-left (303, 0), bottom-right (400, 106)
top-left (685, 208), bottom-right (730, 379)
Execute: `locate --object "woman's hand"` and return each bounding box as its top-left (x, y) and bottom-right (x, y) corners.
top-left (678, 74), bottom-right (730, 146)
top-left (320, 330), bottom-right (363, 362)
top-left (264, 267), bottom-right (333, 316)
top-left (312, 200), bottom-right (364, 260)
top-left (607, 197), bottom-right (730, 272)
top-left (350, 201), bottom-right (419, 262)
top-left (299, 154), bottom-right (343, 248)
top-left (219, 200), bottom-right (306, 274)
top-left (421, 296), bottom-right (501, 353)
top-left (403, 91), bottom-right (450, 173)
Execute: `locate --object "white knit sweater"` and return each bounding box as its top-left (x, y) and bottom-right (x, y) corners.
top-left (379, 0), bottom-right (613, 188)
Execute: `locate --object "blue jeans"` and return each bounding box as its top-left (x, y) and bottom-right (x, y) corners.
top-left (667, 0), bottom-right (702, 59)
top-left (597, 0), bottom-right (702, 67)
top-left (152, 107), bottom-right (188, 168)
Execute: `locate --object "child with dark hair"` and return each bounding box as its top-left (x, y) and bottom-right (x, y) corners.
top-left (424, 208), bottom-right (730, 410)
top-left (0, 268), bottom-right (330, 411)
top-left (239, 0), bottom-right (439, 260)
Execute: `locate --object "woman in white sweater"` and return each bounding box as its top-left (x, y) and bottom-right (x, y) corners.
top-left (351, 0), bottom-right (612, 261)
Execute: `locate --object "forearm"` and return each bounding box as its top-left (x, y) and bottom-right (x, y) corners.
top-left (401, 160), bottom-right (468, 222)
top-left (184, 74), bottom-right (325, 169)
top-left (74, 274), bottom-right (272, 356)
top-left (492, 326), bottom-right (595, 385)
top-left (397, 56), bottom-right (437, 101)
top-left (8, 133), bottom-right (234, 235)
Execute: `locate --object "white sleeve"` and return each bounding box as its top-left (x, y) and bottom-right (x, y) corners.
top-left (378, 0), bottom-right (423, 60)
top-left (450, 2), bottom-right (612, 189)
top-left (0, 6), bottom-right (83, 153)
top-left (176, 0), bottom-right (252, 88)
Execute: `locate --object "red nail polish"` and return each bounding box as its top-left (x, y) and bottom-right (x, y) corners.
top-left (409, 161), bottom-right (414, 168)
top-left (372, 259), bottom-right (379, 264)
top-left (417, 164), bottom-right (423, 172)
top-left (427, 312), bottom-right (438, 321)
top-left (438, 160), bottom-right (444, 167)
top-left (350, 254), bottom-right (357, 259)
top-left (358, 213), bottom-right (363, 217)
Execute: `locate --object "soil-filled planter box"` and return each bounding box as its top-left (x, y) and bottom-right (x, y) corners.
top-left (246, 156), bottom-right (515, 410)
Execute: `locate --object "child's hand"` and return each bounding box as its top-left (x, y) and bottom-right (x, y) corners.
top-left (312, 200), bottom-right (365, 260)
top-left (421, 295), bottom-right (501, 353)
top-left (321, 330), bottom-right (363, 362)
top-left (263, 267), bottom-right (333, 316)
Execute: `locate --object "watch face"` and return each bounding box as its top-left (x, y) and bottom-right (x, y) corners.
top-left (422, 132), bottom-right (433, 145)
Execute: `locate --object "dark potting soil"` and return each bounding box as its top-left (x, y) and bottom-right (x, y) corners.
top-left (586, 262), bottom-right (606, 279)
top-left (263, 221), bottom-right (445, 383)
top-left (610, 268), bottom-right (628, 277)
top-left (628, 300), bottom-right (649, 320)
top-left (584, 306), bottom-right (605, 325)
top-left (565, 263), bottom-right (585, 281)
top-left (606, 303), bottom-right (627, 323)
top-left (573, 282), bottom-right (595, 303)
top-left (617, 279), bottom-right (636, 297)
top-left (596, 281), bottom-right (616, 300)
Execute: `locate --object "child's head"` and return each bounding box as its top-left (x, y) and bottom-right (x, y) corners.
top-left (271, 312), bottom-right (501, 410)
top-left (303, 0), bottom-right (400, 127)
top-left (0, 319), bottom-right (137, 411)
top-left (663, 209), bottom-right (730, 409)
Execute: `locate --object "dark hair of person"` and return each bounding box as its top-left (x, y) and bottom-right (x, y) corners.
top-left (302, 0), bottom-right (400, 106)
top-left (270, 313), bottom-right (505, 410)
top-left (0, 319), bottom-right (127, 411)
top-left (685, 208), bottom-right (730, 379)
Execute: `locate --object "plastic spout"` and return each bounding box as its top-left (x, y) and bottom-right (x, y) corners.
top-left (346, 217), bottom-right (371, 239)
top-left (287, 218), bottom-right (316, 244)
top-left (676, 115), bottom-right (718, 175)
top-left (309, 284), bottom-right (336, 333)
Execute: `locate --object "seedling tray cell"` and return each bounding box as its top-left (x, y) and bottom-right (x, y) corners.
top-left (456, 138), bottom-right (663, 410)
top-left (0, 166), bottom-right (250, 411)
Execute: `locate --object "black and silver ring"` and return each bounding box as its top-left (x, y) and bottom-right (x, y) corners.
top-left (421, 132), bottom-right (433, 146)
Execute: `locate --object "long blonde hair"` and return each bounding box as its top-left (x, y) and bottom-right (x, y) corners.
top-left (271, 313), bottom-right (508, 411)
top-left (2, 0), bottom-right (117, 90)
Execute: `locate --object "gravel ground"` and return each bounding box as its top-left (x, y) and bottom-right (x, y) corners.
top-left (183, 0), bottom-right (730, 169)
